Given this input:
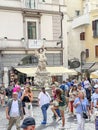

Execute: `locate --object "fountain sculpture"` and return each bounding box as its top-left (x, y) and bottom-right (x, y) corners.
top-left (34, 45), bottom-right (52, 88)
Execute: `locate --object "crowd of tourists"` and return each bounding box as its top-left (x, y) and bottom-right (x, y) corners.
top-left (0, 77), bottom-right (98, 130)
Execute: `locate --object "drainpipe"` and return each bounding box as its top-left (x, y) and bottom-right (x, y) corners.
top-left (59, 5), bottom-right (64, 65)
top-left (60, 12), bottom-right (64, 48)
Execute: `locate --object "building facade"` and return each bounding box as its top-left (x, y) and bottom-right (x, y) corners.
top-left (67, 0), bottom-right (98, 72)
top-left (0, 0), bottom-right (67, 87)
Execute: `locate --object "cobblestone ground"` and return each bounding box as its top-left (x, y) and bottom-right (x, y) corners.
top-left (0, 106), bottom-right (95, 130)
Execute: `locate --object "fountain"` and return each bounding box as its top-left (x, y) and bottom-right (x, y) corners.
top-left (34, 45), bottom-right (52, 88)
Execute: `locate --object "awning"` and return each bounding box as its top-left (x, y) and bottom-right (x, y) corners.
top-left (90, 70), bottom-right (98, 79)
top-left (90, 62), bottom-right (98, 71)
top-left (81, 62), bottom-right (95, 70)
top-left (15, 66), bottom-right (77, 77)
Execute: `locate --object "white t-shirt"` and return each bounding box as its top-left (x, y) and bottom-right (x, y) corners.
top-left (84, 80), bottom-right (90, 89)
top-left (10, 100), bottom-right (19, 117)
top-left (38, 92), bottom-right (51, 107)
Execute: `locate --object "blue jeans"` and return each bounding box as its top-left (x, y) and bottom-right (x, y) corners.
top-left (41, 103), bottom-right (50, 122)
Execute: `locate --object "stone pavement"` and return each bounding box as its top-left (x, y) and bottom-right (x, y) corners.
top-left (0, 106), bottom-right (95, 130)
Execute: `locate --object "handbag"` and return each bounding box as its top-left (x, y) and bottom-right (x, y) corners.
top-left (82, 112), bottom-right (88, 119)
top-left (80, 99), bottom-right (88, 119)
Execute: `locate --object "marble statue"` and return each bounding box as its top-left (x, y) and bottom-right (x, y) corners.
top-left (35, 45), bottom-right (47, 73)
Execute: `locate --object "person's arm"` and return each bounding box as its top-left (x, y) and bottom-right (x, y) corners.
top-left (20, 101), bottom-right (24, 119)
top-left (6, 103), bottom-right (10, 120)
top-left (73, 98), bottom-right (80, 108)
top-left (21, 92), bottom-right (25, 101)
top-left (91, 95), bottom-right (94, 113)
top-left (73, 102), bottom-right (80, 108)
top-left (28, 92), bottom-right (33, 102)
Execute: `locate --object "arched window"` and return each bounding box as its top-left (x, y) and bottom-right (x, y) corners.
top-left (18, 55), bottom-right (38, 66)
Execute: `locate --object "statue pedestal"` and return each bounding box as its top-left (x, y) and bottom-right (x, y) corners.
top-left (34, 71), bottom-right (52, 88)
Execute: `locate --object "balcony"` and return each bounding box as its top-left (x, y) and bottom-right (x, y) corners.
top-left (90, 3), bottom-right (98, 11)
top-left (0, 39), bottom-right (61, 50)
top-left (0, 0), bottom-right (66, 13)
top-left (28, 39), bottom-right (61, 49)
top-left (23, 0), bottom-right (66, 13)
top-left (0, 38), bottom-right (25, 50)
top-left (72, 13), bottom-right (90, 28)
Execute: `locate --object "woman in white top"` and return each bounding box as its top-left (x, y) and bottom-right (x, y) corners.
top-left (38, 87), bottom-right (51, 125)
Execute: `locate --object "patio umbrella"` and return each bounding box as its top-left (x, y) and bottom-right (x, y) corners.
top-left (90, 71), bottom-right (98, 79)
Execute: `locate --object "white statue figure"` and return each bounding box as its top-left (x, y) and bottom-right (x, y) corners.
top-left (35, 45), bottom-right (47, 73)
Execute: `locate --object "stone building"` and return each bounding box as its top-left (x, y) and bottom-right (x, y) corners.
top-left (67, 0), bottom-right (98, 72)
top-left (0, 0), bottom-right (67, 87)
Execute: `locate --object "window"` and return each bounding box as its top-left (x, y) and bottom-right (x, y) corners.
top-left (75, 10), bottom-right (80, 16)
top-left (85, 49), bottom-right (89, 58)
top-left (80, 32), bottom-right (85, 40)
top-left (20, 55), bottom-right (38, 65)
top-left (25, 0), bottom-right (36, 8)
top-left (92, 20), bottom-right (98, 37)
top-left (95, 46), bottom-right (98, 57)
top-left (27, 22), bottom-right (37, 39)
top-left (46, 53), bottom-right (62, 66)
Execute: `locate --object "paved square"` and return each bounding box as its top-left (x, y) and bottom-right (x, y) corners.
top-left (0, 106), bottom-right (95, 130)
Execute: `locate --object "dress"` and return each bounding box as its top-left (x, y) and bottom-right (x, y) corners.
top-left (22, 96), bottom-right (33, 117)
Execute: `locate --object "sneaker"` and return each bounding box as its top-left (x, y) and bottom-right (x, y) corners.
top-left (56, 117), bottom-right (61, 122)
top-left (59, 126), bottom-right (65, 130)
top-left (41, 121), bottom-right (46, 125)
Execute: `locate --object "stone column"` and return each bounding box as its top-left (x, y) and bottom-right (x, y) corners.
top-left (3, 67), bottom-right (9, 88)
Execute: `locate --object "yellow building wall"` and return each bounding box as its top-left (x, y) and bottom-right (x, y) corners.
top-left (66, 0), bottom-right (83, 18)
top-left (85, 10), bottom-right (98, 62)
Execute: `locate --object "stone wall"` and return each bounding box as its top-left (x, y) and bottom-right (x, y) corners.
top-left (52, 0), bottom-right (59, 4)
top-left (52, 15), bottom-right (61, 40)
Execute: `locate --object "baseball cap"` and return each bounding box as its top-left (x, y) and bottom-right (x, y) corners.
top-left (21, 117), bottom-right (36, 128)
top-left (94, 84), bottom-right (98, 89)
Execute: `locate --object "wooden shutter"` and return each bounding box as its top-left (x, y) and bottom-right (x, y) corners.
top-left (95, 46), bottom-right (98, 57)
top-left (80, 32), bottom-right (85, 40)
top-left (92, 21), bottom-right (96, 30)
top-left (85, 49), bottom-right (89, 58)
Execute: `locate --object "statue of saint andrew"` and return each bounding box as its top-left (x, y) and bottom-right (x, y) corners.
top-left (34, 45), bottom-right (47, 73)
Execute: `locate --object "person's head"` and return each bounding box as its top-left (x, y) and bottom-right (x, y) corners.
top-left (38, 48), bottom-right (44, 53)
top-left (84, 77), bottom-right (87, 81)
top-left (41, 87), bottom-right (46, 93)
top-left (77, 83), bottom-right (82, 90)
top-left (21, 117), bottom-right (36, 130)
top-left (62, 81), bottom-right (65, 84)
top-left (25, 87), bottom-right (31, 93)
top-left (16, 86), bottom-right (21, 92)
top-left (73, 85), bottom-right (77, 91)
top-left (78, 91), bottom-right (85, 99)
top-left (12, 92), bottom-right (18, 100)
top-left (94, 84), bottom-right (98, 93)
top-left (51, 84), bottom-right (56, 90)
top-left (55, 88), bottom-right (62, 97)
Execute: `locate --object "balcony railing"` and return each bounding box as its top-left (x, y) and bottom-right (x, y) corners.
top-left (90, 3), bottom-right (98, 11)
top-left (72, 13), bottom-right (90, 28)
top-left (0, 0), bottom-right (66, 13)
top-left (23, 0), bottom-right (66, 12)
top-left (0, 38), bottom-right (25, 49)
top-left (0, 39), bottom-right (61, 50)
top-left (28, 39), bottom-right (61, 48)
